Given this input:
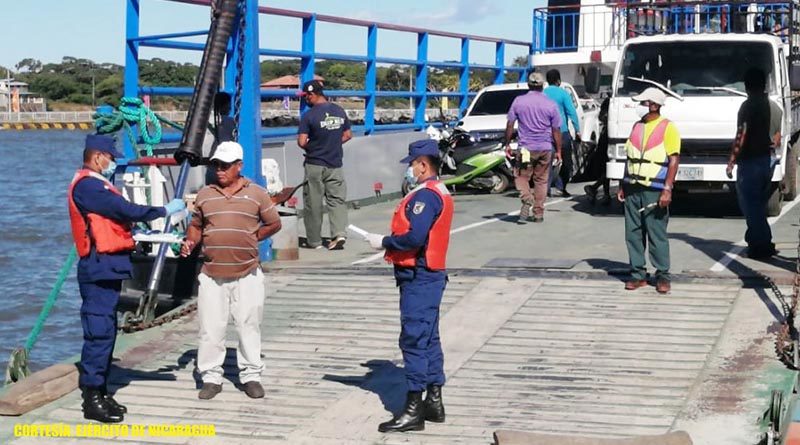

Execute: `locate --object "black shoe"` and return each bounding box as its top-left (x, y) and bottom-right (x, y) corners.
top-left (748, 244), bottom-right (778, 259)
top-left (378, 391), bottom-right (425, 433)
top-left (102, 391), bottom-right (127, 415)
top-left (584, 185), bottom-right (597, 204)
top-left (423, 385), bottom-right (445, 423)
top-left (82, 388), bottom-right (124, 423)
top-left (599, 195), bottom-right (612, 206)
top-left (532, 216), bottom-right (544, 223)
top-left (560, 189), bottom-right (572, 198)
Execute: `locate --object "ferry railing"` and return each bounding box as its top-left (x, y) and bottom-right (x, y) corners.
top-left (533, 1), bottom-right (798, 54)
top-left (127, 0), bottom-right (532, 144)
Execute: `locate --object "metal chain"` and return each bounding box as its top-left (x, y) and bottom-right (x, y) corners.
top-left (232, 0), bottom-right (246, 141)
top-left (772, 222), bottom-right (800, 369)
top-left (121, 302), bottom-right (197, 333)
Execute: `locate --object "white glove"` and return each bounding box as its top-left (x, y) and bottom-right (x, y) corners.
top-left (365, 233), bottom-right (385, 250)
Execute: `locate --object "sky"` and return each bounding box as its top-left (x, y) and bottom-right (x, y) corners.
top-left (0, 0), bottom-right (543, 73)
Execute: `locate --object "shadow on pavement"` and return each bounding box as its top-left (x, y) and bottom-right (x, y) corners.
top-left (323, 359), bottom-right (406, 414)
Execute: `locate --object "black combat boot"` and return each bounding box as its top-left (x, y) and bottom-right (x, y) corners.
top-left (82, 388), bottom-right (124, 423)
top-left (378, 391), bottom-right (425, 433)
top-left (102, 389), bottom-right (127, 415)
top-left (423, 385), bottom-right (445, 423)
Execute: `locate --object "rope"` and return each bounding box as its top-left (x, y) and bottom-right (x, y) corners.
top-left (4, 247), bottom-right (77, 384)
top-left (93, 97), bottom-right (164, 157)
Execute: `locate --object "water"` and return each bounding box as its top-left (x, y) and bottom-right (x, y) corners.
top-left (0, 130), bottom-right (87, 374)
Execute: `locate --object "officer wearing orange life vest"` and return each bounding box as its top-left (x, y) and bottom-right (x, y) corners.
top-left (68, 134), bottom-right (186, 423)
top-left (363, 139), bottom-right (454, 433)
top-left (617, 87), bottom-right (681, 295)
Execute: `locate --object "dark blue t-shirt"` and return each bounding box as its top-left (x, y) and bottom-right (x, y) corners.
top-left (298, 102), bottom-right (351, 168)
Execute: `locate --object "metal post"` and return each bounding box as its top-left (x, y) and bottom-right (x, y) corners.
top-left (459, 38), bottom-right (470, 117)
top-left (365, 25), bottom-right (377, 134)
top-left (414, 32), bottom-right (429, 127)
top-left (91, 68), bottom-right (96, 108)
top-left (239, 0), bottom-right (262, 185)
top-left (124, 0), bottom-right (140, 159)
top-left (300, 14), bottom-right (317, 115)
top-left (494, 41), bottom-right (506, 85)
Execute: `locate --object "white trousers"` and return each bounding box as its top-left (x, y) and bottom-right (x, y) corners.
top-left (196, 268), bottom-right (265, 385)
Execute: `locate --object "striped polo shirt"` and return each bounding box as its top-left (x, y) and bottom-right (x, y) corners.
top-left (191, 178), bottom-right (279, 279)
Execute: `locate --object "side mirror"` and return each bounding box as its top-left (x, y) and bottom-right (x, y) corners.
top-left (585, 66), bottom-right (601, 95)
top-left (791, 61), bottom-right (800, 90)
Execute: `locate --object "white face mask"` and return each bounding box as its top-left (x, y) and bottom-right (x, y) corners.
top-left (635, 105), bottom-right (650, 119)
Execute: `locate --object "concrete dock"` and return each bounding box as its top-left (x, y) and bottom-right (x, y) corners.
top-left (1, 184), bottom-right (798, 444)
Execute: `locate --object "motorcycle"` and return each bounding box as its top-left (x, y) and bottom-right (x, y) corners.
top-left (402, 125), bottom-right (514, 195)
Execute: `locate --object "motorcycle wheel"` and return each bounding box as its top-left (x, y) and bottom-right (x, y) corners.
top-left (489, 173), bottom-right (510, 194)
top-left (401, 178), bottom-right (412, 196)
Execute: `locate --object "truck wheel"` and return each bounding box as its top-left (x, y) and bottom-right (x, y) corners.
top-left (784, 144), bottom-right (798, 201)
top-left (768, 183), bottom-right (783, 217)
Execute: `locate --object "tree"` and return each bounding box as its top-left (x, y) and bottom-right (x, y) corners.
top-left (15, 58), bottom-right (42, 73)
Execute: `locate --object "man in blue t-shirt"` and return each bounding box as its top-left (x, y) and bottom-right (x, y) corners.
top-left (544, 69), bottom-right (581, 197)
top-left (297, 80), bottom-right (353, 250)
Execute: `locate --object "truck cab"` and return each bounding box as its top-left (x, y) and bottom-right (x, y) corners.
top-left (603, 2), bottom-right (800, 215)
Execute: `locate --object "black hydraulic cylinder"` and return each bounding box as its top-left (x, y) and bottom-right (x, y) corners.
top-left (174, 0), bottom-right (239, 165)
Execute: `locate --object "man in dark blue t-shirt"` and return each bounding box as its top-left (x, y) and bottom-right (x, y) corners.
top-left (297, 80), bottom-right (353, 250)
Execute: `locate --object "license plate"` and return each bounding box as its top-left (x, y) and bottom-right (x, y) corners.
top-left (677, 167), bottom-right (703, 181)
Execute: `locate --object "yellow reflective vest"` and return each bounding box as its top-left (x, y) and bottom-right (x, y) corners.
top-left (624, 118), bottom-right (672, 190)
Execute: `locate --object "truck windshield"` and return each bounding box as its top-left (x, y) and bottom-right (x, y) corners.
top-left (468, 89), bottom-right (529, 116)
top-left (617, 41), bottom-right (775, 97)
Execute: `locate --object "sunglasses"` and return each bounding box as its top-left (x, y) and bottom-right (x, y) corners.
top-left (211, 161), bottom-right (237, 171)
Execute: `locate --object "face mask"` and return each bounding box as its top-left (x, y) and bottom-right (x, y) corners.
top-left (404, 166), bottom-right (418, 187)
top-left (635, 105), bottom-right (650, 119)
top-left (101, 159), bottom-right (117, 179)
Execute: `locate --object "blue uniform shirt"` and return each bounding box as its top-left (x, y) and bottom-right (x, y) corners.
top-left (72, 176), bottom-right (166, 283)
top-left (382, 179), bottom-right (447, 282)
top-left (544, 85), bottom-right (580, 134)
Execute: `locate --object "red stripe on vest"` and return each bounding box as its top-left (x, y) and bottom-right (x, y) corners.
top-left (67, 169), bottom-right (135, 258)
top-left (384, 180), bottom-right (454, 270)
top-left (629, 119), bottom-right (671, 151)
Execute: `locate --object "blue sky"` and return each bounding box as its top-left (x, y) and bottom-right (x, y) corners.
top-left (1, 0), bottom-right (542, 72)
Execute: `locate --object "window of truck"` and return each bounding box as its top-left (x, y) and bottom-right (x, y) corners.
top-left (468, 89), bottom-right (528, 116)
top-left (616, 41), bottom-right (775, 97)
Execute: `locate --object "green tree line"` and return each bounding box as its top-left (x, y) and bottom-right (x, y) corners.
top-left (8, 56), bottom-right (527, 110)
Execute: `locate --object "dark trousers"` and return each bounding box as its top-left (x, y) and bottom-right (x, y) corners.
top-left (78, 280), bottom-right (121, 389)
top-left (398, 277), bottom-right (446, 391)
top-left (549, 131), bottom-right (573, 193)
top-left (623, 186), bottom-right (671, 282)
top-left (736, 155), bottom-right (774, 251)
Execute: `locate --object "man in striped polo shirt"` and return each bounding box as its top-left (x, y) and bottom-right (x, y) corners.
top-left (181, 141), bottom-right (282, 400)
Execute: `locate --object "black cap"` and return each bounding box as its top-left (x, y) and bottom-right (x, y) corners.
top-left (300, 80), bottom-right (324, 96)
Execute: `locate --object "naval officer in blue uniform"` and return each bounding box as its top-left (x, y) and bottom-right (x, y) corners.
top-left (364, 139), bottom-right (454, 433)
top-left (67, 134), bottom-right (185, 423)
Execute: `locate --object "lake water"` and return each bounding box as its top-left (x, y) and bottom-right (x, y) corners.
top-left (0, 130), bottom-right (88, 374)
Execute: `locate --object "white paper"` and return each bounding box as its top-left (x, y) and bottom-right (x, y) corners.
top-left (133, 232), bottom-right (184, 244)
top-left (346, 224), bottom-right (370, 239)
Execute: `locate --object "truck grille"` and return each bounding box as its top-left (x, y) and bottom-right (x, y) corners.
top-left (680, 139), bottom-right (732, 163)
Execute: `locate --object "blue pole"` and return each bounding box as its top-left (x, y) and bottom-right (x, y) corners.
top-left (522, 44), bottom-right (532, 82)
top-left (494, 41), bottom-right (505, 85)
top-left (365, 25), bottom-right (378, 134)
top-left (300, 15), bottom-right (317, 116)
top-left (459, 38), bottom-right (470, 117)
top-left (123, 0), bottom-right (140, 160)
top-left (414, 32), bottom-right (429, 127)
top-left (239, 0), bottom-right (262, 186)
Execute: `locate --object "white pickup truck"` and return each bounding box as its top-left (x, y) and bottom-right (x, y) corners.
top-left (456, 81), bottom-right (601, 178)
top-left (603, 3), bottom-right (800, 215)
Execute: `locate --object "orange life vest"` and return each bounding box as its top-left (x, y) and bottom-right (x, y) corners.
top-left (67, 169), bottom-right (135, 257)
top-left (384, 180), bottom-right (454, 270)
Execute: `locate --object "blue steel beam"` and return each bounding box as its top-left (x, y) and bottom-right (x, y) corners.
top-left (414, 32), bottom-right (429, 127)
top-left (139, 86), bottom-right (195, 96)
top-left (238, 0), bottom-right (263, 185)
top-left (124, 0), bottom-right (140, 160)
top-left (494, 41), bottom-right (506, 84)
top-left (129, 29), bottom-right (209, 42)
top-left (299, 14), bottom-right (316, 115)
top-left (459, 38), bottom-right (470, 116)
top-left (375, 57), bottom-right (424, 66)
top-left (138, 40), bottom-right (211, 52)
top-left (259, 49), bottom-right (310, 58)
top-left (365, 25), bottom-right (378, 134)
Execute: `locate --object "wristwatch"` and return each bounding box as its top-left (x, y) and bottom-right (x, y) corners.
top-left (663, 185), bottom-right (673, 191)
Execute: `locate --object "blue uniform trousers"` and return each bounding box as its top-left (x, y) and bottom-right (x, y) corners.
top-left (78, 280), bottom-right (121, 389)
top-left (398, 276), bottom-right (446, 391)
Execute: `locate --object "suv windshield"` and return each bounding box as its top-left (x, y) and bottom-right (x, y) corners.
top-left (617, 41), bottom-right (775, 97)
top-left (468, 89), bottom-right (529, 116)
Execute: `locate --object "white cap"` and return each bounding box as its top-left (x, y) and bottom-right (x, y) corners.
top-left (210, 141), bottom-right (243, 163)
top-left (632, 87), bottom-right (667, 106)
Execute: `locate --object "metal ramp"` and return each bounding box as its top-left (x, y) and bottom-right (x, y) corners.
top-left (3, 274), bottom-right (747, 445)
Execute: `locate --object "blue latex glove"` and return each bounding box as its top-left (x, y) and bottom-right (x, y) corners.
top-left (164, 199), bottom-right (186, 216)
